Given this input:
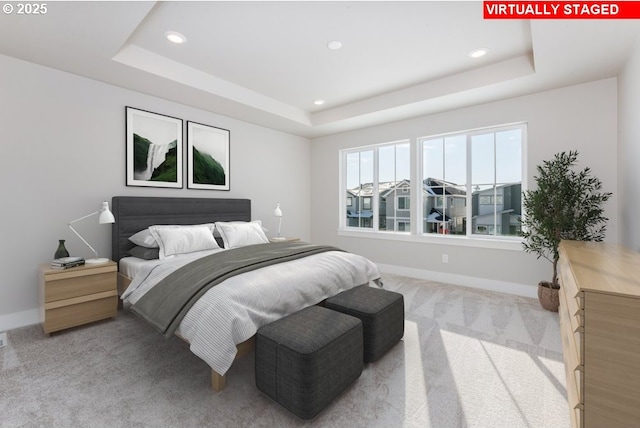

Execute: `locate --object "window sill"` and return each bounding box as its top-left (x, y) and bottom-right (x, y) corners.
top-left (337, 228), bottom-right (523, 251)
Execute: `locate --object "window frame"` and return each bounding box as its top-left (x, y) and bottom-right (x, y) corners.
top-left (339, 123), bottom-right (526, 251)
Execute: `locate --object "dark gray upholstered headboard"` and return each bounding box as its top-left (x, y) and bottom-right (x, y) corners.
top-left (111, 196), bottom-right (251, 264)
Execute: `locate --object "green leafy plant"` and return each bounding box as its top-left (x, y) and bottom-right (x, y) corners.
top-left (521, 151), bottom-right (612, 289)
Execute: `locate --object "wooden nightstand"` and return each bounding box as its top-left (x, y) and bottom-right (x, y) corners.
top-left (39, 260), bottom-right (118, 335)
top-left (269, 237), bottom-right (300, 243)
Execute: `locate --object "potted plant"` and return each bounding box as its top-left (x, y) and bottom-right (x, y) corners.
top-left (521, 151), bottom-right (612, 311)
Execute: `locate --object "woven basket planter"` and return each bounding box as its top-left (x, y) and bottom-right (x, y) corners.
top-left (538, 281), bottom-right (560, 312)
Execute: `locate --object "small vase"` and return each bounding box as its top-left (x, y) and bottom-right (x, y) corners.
top-left (54, 239), bottom-right (69, 259)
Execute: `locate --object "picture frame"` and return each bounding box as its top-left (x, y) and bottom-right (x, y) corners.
top-left (125, 106), bottom-right (183, 188)
top-left (187, 121), bottom-right (230, 191)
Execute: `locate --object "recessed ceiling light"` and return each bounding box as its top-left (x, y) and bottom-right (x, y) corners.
top-left (165, 31), bottom-right (187, 44)
top-left (327, 41), bottom-right (342, 50)
top-left (468, 48), bottom-right (488, 59)
top-left (314, 99), bottom-right (326, 106)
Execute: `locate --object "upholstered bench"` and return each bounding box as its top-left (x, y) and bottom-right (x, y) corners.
top-left (326, 285), bottom-right (404, 362)
top-left (255, 305), bottom-right (363, 420)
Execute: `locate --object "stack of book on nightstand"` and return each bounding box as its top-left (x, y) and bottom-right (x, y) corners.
top-left (51, 256), bottom-right (85, 269)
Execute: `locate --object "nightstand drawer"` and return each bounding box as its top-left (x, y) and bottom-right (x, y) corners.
top-left (45, 271), bottom-right (116, 302)
top-left (43, 294), bottom-right (117, 334)
top-left (39, 261), bottom-right (118, 334)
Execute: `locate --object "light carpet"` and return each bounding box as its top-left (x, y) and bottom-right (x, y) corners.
top-left (0, 274), bottom-right (569, 428)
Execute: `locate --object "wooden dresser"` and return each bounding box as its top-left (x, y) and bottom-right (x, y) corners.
top-left (558, 240), bottom-right (640, 428)
top-left (39, 261), bottom-right (118, 334)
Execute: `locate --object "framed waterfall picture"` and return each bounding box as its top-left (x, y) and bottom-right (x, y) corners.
top-left (125, 107), bottom-right (183, 188)
top-left (187, 121), bottom-right (230, 191)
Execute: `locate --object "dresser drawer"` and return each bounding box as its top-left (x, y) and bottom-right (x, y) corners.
top-left (44, 271), bottom-right (116, 302)
top-left (43, 294), bottom-right (117, 334)
top-left (574, 407), bottom-right (583, 428)
top-left (558, 254), bottom-right (583, 328)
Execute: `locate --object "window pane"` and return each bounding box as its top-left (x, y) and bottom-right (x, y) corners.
top-left (423, 138), bottom-right (444, 180)
top-left (346, 152), bottom-right (360, 189)
top-left (496, 130), bottom-right (522, 183)
top-left (470, 128), bottom-right (523, 237)
top-left (471, 133), bottom-right (495, 184)
top-left (398, 221), bottom-right (410, 232)
top-left (379, 143), bottom-right (410, 232)
top-left (396, 143), bottom-right (410, 181)
top-left (422, 136), bottom-right (467, 235)
top-left (397, 197), bottom-right (406, 210)
top-left (444, 135), bottom-right (466, 185)
top-left (346, 150), bottom-right (373, 229)
top-left (378, 145), bottom-right (395, 183)
top-left (361, 150), bottom-right (373, 183)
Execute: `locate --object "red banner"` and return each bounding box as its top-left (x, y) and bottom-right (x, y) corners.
top-left (484, 1), bottom-right (640, 19)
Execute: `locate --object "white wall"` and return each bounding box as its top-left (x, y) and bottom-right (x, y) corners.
top-left (0, 54), bottom-right (310, 330)
top-left (618, 35), bottom-right (640, 251)
top-left (310, 78), bottom-right (619, 295)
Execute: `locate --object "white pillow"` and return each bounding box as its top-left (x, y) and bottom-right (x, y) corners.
top-left (213, 220), bottom-right (267, 238)
top-left (215, 221), bottom-right (269, 249)
top-left (149, 224), bottom-right (220, 259)
top-left (128, 229), bottom-right (159, 248)
top-left (129, 223), bottom-right (216, 249)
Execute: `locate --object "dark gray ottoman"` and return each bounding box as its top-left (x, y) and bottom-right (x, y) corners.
top-left (326, 285), bottom-right (404, 362)
top-left (255, 305), bottom-right (363, 420)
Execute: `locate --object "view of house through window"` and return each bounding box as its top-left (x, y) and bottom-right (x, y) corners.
top-left (378, 142), bottom-right (410, 231)
top-left (345, 150), bottom-right (374, 228)
top-left (342, 123), bottom-right (525, 239)
top-left (345, 142), bottom-right (410, 231)
top-left (422, 134), bottom-right (466, 235)
top-left (470, 128), bottom-right (523, 236)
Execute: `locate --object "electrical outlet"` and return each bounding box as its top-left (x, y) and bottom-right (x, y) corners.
top-left (442, 254), bottom-right (449, 263)
top-left (0, 332), bottom-right (7, 348)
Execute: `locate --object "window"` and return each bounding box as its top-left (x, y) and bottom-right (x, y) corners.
top-left (479, 195), bottom-right (504, 205)
top-left (397, 196), bottom-right (410, 210)
top-left (362, 197), bottom-right (372, 210)
top-left (341, 123), bottom-right (525, 241)
top-left (469, 127), bottom-right (522, 237)
top-left (346, 197), bottom-right (353, 207)
top-left (421, 125), bottom-right (523, 237)
top-left (422, 134), bottom-right (466, 235)
top-left (344, 141), bottom-right (410, 232)
top-left (345, 150), bottom-right (373, 228)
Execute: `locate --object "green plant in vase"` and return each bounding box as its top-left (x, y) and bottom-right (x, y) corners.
top-left (521, 151), bottom-right (612, 311)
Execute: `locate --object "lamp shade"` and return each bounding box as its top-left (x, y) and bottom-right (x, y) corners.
top-left (272, 203), bottom-right (284, 240)
top-left (98, 201), bottom-right (115, 224)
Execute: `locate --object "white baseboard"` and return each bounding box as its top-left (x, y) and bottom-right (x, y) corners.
top-left (377, 263), bottom-right (537, 299)
top-left (0, 308), bottom-right (40, 332)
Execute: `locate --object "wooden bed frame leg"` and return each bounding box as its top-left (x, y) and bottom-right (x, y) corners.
top-left (209, 337), bottom-right (254, 392)
top-left (211, 370), bottom-right (226, 392)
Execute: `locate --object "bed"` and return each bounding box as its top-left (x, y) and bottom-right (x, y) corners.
top-left (111, 196), bottom-right (380, 391)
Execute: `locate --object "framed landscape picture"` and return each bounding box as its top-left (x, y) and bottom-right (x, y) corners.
top-left (126, 107), bottom-right (183, 188)
top-left (187, 121), bottom-right (230, 191)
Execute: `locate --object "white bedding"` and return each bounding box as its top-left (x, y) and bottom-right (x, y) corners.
top-left (122, 247), bottom-right (380, 375)
top-left (119, 256), bottom-right (159, 279)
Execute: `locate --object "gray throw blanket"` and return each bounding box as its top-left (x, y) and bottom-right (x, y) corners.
top-left (131, 242), bottom-right (342, 338)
